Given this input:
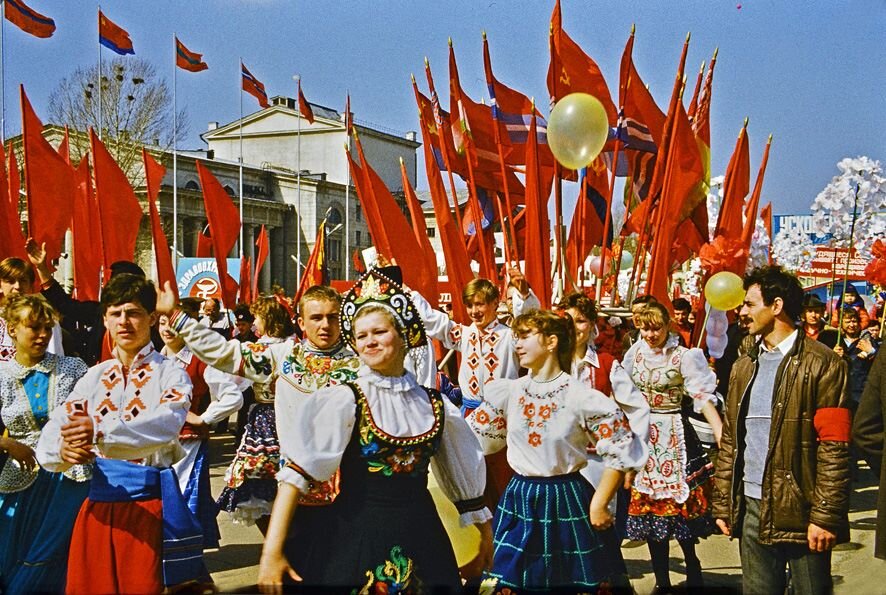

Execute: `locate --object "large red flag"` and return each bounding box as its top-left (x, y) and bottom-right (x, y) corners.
top-left (98, 10), bottom-right (134, 55)
top-left (21, 87), bottom-right (75, 263)
top-left (238, 256), bottom-right (252, 305)
top-left (241, 63), bottom-right (269, 108)
top-left (196, 161), bottom-right (241, 308)
top-left (740, 137), bottom-right (773, 256)
top-left (295, 221), bottom-right (328, 304)
top-left (252, 225), bottom-right (268, 299)
top-left (715, 124), bottom-right (751, 243)
top-left (349, 135), bottom-right (436, 300)
top-left (143, 149), bottom-right (177, 299)
top-left (0, 143), bottom-right (27, 260)
top-left (71, 158), bottom-right (102, 301)
top-left (413, 81), bottom-right (473, 323)
top-left (522, 116), bottom-right (554, 308)
top-left (4, 0), bottom-right (55, 38)
top-left (175, 37), bottom-right (208, 72)
top-left (90, 128), bottom-right (143, 280)
top-left (298, 79), bottom-right (315, 125)
top-left (401, 158), bottom-right (439, 302)
top-left (547, 0), bottom-right (617, 123)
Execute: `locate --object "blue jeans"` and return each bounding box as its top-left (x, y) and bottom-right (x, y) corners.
top-left (740, 496), bottom-right (833, 595)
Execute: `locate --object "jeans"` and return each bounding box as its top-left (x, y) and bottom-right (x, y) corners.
top-left (740, 496), bottom-right (833, 595)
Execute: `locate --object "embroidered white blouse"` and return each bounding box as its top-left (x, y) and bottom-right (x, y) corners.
top-left (275, 366), bottom-right (492, 526)
top-left (466, 373), bottom-right (648, 477)
top-left (163, 346), bottom-right (244, 425)
top-left (35, 344), bottom-right (193, 470)
top-left (410, 290), bottom-right (538, 406)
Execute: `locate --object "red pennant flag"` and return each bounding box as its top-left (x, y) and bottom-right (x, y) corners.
top-left (760, 202), bottom-right (772, 244)
top-left (21, 86), bottom-right (75, 263)
top-left (0, 143), bottom-right (27, 260)
top-left (295, 221), bottom-right (328, 304)
top-left (143, 149), bottom-right (177, 300)
top-left (740, 137), bottom-right (773, 255)
top-left (175, 37), bottom-right (208, 72)
top-left (298, 79), bottom-right (315, 124)
top-left (71, 157), bottom-right (102, 301)
top-left (98, 10), bottom-right (134, 55)
top-left (196, 161), bottom-right (240, 308)
top-left (238, 256), bottom-right (252, 305)
top-left (90, 129), bottom-right (143, 280)
top-left (252, 225), bottom-right (268, 299)
top-left (565, 160), bottom-right (611, 281)
top-left (344, 93), bottom-right (353, 135)
top-left (547, 0), bottom-right (617, 124)
top-left (522, 115), bottom-right (555, 308)
top-left (241, 62), bottom-right (269, 108)
top-left (715, 124), bottom-right (751, 243)
top-left (4, 0), bottom-right (55, 38)
top-left (57, 126), bottom-right (71, 165)
top-left (401, 158), bottom-right (439, 303)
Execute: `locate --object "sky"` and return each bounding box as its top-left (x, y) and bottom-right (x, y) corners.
top-left (3, 0), bottom-right (885, 220)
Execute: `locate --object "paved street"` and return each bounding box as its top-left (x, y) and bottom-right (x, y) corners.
top-left (203, 433), bottom-right (886, 594)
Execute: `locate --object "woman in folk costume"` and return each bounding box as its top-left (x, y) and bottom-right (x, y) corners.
top-left (0, 295), bottom-right (88, 594)
top-left (467, 310), bottom-right (647, 593)
top-left (0, 258), bottom-right (65, 363)
top-left (558, 292), bottom-right (650, 543)
top-left (158, 303), bottom-right (243, 549)
top-left (159, 286), bottom-right (362, 535)
top-left (622, 301), bottom-right (723, 591)
top-left (258, 267), bottom-right (493, 593)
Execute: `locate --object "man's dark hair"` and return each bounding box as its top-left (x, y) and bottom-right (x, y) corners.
top-left (743, 265), bottom-right (804, 321)
top-left (100, 274), bottom-right (157, 314)
top-left (672, 297), bottom-right (692, 313)
top-left (109, 260), bottom-right (146, 279)
top-left (631, 294), bottom-right (657, 307)
top-left (841, 307), bottom-right (860, 322)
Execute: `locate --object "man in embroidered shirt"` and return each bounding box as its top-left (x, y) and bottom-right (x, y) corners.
top-left (713, 266), bottom-right (850, 595)
top-left (36, 274), bottom-right (196, 594)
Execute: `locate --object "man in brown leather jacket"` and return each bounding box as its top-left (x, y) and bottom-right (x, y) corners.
top-left (713, 266), bottom-right (850, 595)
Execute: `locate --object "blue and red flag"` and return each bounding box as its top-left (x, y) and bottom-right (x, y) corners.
top-left (241, 62), bottom-right (269, 108)
top-left (175, 37), bottom-right (207, 72)
top-left (4, 0), bottom-right (55, 38)
top-left (98, 10), bottom-right (134, 55)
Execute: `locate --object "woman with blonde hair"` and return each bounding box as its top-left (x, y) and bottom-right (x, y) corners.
top-left (467, 309), bottom-right (647, 592)
top-left (0, 294), bottom-right (88, 594)
top-left (623, 301), bottom-right (723, 590)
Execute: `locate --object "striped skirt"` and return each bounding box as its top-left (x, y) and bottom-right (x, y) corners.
top-left (485, 472), bottom-right (622, 592)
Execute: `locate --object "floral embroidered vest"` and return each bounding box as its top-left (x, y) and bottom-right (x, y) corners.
top-left (630, 347), bottom-right (687, 413)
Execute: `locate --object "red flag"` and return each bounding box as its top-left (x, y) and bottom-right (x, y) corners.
top-left (760, 202), bottom-right (772, 244)
top-left (349, 135), bottom-right (436, 300)
top-left (565, 160), bottom-right (611, 281)
top-left (143, 149), bottom-right (177, 300)
top-left (4, 0), bottom-right (55, 38)
top-left (715, 124), bottom-right (751, 243)
top-left (252, 225), bottom-right (268, 299)
top-left (401, 158), bottom-right (439, 302)
top-left (239, 256), bottom-right (252, 305)
top-left (90, 129), bottom-right (143, 280)
top-left (98, 10), bottom-right (134, 55)
top-left (196, 161), bottom-right (241, 308)
top-left (21, 86), bottom-right (75, 263)
top-left (295, 221), bottom-right (328, 304)
top-left (70, 158), bottom-right (102, 301)
top-left (547, 0), bottom-right (617, 124)
top-left (196, 225), bottom-right (212, 258)
top-left (175, 37), bottom-right (208, 72)
top-left (352, 248), bottom-right (365, 274)
top-left (413, 81), bottom-right (472, 323)
top-left (0, 143), bottom-right (27, 260)
top-left (298, 79), bottom-right (315, 125)
top-left (57, 126), bottom-right (71, 165)
top-left (740, 137), bottom-right (773, 252)
top-left (241, 62), bottom-right (269, 108)
top-left (344, 93), bottom-right (353, 135)
top-left (522, 115), bottom-right (554, 308)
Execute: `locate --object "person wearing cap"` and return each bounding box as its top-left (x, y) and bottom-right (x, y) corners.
top-left (830, 285), bottom-right (870, 330)
top-left (802, 293), bottom-right (838, 346)
top-left (233, 304), bottom-right (259, 343)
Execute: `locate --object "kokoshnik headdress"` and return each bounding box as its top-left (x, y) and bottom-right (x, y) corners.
top-left (340, 267), bottom-right (427, 355)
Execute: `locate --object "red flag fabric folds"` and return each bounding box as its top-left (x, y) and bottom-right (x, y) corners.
top-left (401, 159), bottom-right (439, 303)
top-left (0, 143), bottom-right (27, 260)
top-left (196, 161), bottom-right (241, 307)
top-left (522, 116), bottom-right (554, 308)
top-left (565, 161), bottom-right (611, 282)
top-left (298, 80), bottom-right (315, 125)
top-left (98, 10), bottom-right (134, 55)
top-left (241, 63), bottom-right (269, 108)
top-left (143, 149), bottom-right (177, 300)
top-left (238, 256), bottom-right (252, 305)
top-left (252, 225), bottom-right (268, 300)
top-left (4, 0), bottom-right (55, 38)
top-left (295, 221), bottom-right (328, 305)
top-left (175, 37), bottom-right (208, 72)
top-left (70, 158), bottom-right (102, 301)
top-left (714, 125), bottom-right (750, 243)
top-left (21, 87), bottom-right (75, 263)
top-left (90, 129), bottom-right (143, 280)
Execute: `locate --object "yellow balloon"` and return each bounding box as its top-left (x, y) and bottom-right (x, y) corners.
top-left (704, 271), bottom-right (745, 311)
top-left (547, 93), bottom-right (610, 170)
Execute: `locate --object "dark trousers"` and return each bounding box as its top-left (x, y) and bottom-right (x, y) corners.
top-left (740, 496), bottom-right (833, 595)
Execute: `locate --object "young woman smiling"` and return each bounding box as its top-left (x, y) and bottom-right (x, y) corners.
top-left (467, 309), bottom-right (647, 592)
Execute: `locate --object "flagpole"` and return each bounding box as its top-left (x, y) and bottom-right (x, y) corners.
top-left (1, 1), bottom-right (6, 142)
top-left (238, 58), bottom-right (244, 259)
top-left (295, 75), bottom-right (302, 289)
top-left (344, 91), bottom-right (351, 280)
top-left (97, 6), bottom-right (102, 139)
top-left (172, 34), bottom-right (179, 269)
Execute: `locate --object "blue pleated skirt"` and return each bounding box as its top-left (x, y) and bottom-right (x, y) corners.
top-left (0, 469), bottom-right (90, 595)
top-left (485, 472), bottom-right (622, 592)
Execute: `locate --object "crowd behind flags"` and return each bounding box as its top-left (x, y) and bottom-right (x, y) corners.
top-left (2, 0), bottom-right (778, 313)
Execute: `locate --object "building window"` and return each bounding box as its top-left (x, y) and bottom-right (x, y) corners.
top-left (427, 227), bottom-right (436, 238)
top-left (355, 230), bottom-right (361, 245)
top-left (185, 180), bottom-right (199, 191)
top-left (327, 207), bottom-right (343, 226)
top-left (328, 238), bottom-right (341, 262)
top-left (355, 205), bottom-right (362, 222)
top-left (223, 185), bottom-right (235, 196)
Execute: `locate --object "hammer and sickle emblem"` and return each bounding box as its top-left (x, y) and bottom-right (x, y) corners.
top-left (559, 67), bottom-right (570, 87)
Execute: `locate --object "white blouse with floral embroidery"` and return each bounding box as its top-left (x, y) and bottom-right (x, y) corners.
top-left (466, 373), bottom-right (648, 477)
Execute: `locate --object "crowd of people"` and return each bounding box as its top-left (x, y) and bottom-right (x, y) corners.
top-left (0, 240), bottom-right (883, 594)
